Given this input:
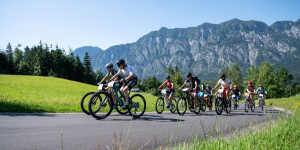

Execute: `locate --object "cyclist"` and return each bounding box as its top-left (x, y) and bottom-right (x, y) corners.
top-left (213, 74), bottom-right (232, 101)
top-left (179, 73), bottom-right (200, 112)
top-left (245, 81), bottom-right (255, 104)
top-left (198, 79), bottom-right (206, 98)
top-left (110, 59), bottom-right (138, 109)
top-left (256, 84), bottom-right (267, 105)
top-left (98, 63), bottom-right (120, 109)
top-left (158, 76), bottom-right (175, 109)
top-left (230, 85), bottom-right (241, 105)
top-left (204, 84), bottom-right (213, 106)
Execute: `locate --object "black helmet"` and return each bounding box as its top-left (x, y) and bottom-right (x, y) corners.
top-left (207, 84), bottom-right (210, 87)
top-left (116, 59), bottom-right (125, 66)
top-left (259, 84), bottom-right (263, 87)
top-left (105, 63), bottom-right (113, 68)
top-left (186, 72), bottom-right (192, 77)
top-left (220, 74), bottom-right (225, 78)
top-left (166, 76), bottom-right (170, 79)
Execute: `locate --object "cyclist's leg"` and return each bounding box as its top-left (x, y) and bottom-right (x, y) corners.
top-left (193, 92), bottom-right (197, 108)
top-left (168, 90), bottom-right (174, 107)
top-left (166, 89), bottom-right (171, 107)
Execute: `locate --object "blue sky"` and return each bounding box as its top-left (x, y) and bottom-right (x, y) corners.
top-left (0, 0), bottom-right (300, 51)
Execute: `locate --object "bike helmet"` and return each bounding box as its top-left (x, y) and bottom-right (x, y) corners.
top-left (186, 72), bottom-right (192, 77)
top-left (116, 59), bottom-right (125, 66)
top-left (234, 85), bottom-right (237, 88)
top-left (207, 84), bottom-right (210, 87)
top-left (220, 74), bottom-right (225, 78)
top-left (259, 84), bottom-right (263, 87)
top-left (105, 63), bottom-right (113, 68)
top-left (166, 76), bottom-right (170, 79)
top-left (248, 81), bottom-right (252, 84)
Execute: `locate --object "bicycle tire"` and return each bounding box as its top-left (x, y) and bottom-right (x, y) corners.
top-left (193, 98), bottom-right (201, 114)
top-left (116, 98), bottom-right (129, 115)
top-left (176, 97), bottom-right (187, 116)
top-left (245, 99), bottom-right (249, 112)
top-left (170, 98), bottom-right (177, 113)
top-left (215, 97), bottom-right (223, 115)
top-left (251, 100), bottom-right (255, 112)
top-left (128, 94), bottom-right (146, 118)
top-left (200, 98), bottom-right (206, 112)
top-left (155, 97), bottom-right (164, 114)
top-left (81, 92), bottom-right (96, 115)
top-left (88, 91), bottom-right (113, 120)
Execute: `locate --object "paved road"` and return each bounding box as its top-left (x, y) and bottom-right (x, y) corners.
top-left (0, 104), bottom-right (280, 150)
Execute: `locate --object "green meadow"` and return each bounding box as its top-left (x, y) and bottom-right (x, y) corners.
top-left (0, 75), bottom-right (158, 113)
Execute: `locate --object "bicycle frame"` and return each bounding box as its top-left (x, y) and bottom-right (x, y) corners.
top-left (108, 82), bottom-right (136, 109)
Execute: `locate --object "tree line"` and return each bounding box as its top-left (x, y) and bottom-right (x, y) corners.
top-left (1, 42), bottom-right (299, 98)
top-left (0, 42), bottom-right (103, 85)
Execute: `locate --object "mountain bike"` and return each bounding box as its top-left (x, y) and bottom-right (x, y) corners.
top-left (215, 89), bottom-right (231, 115)
top-left (231, 94), bottom-right (239, 110)
top-left (204, 94), bottom-right (213, 110)
top-left (245, 93), bottom-right (255, 112)
top-left (88, 81), bottom-right (146, 120)
top-left (176, 88), bottom-right (201, 116)
top-left (155, 89), bottom-right (176, 114)
top-left (258, 94), bottom-right (265, 111)
top-left (81, 82), bottom-right (128, 115)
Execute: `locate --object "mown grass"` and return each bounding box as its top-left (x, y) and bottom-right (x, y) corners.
top-left (176, 94), bottom-right (300, 150)
top-left (0, 75), bottom-right (158, 113)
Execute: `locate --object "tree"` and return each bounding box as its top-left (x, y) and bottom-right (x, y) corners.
top-left (0, 51), bottom-right (7, 73)
top-left (6, 43), bottom-right (15, 74)
top-left (230, 64), bottom-right (244, 90)
top-left (166, 65), bottom-right (174, 77)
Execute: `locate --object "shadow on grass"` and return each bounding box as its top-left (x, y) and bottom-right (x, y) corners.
top-left (0, 101), bottom-right (55, 117)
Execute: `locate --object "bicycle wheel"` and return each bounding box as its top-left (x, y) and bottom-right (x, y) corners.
top-left (260, 99), bottom-right (264, 111)
top-left (176, 97), bottom-right (187, 116)
top-left (88, 91), bottom-right (113, 120)
top-left (193, 98), bottom-right (201, 114)
top-left (116, 98), bottom-right (129, 115)
top-left (233, 98), bottom-right (237, 110)
top-left (128, 94), bottom-right (146, 118)
top-left (170, 98), bottom-right (177, 113)
top-left (155, 97), bottom-right (164, 114)
top-left (225, 99), bottom-right (231, 114)
top-left (200, 98), bottom-right (206, 112)
top-left (245, 99), bottom-right (249, 112)
top-left (251, 100), bottom-right (255, 112)
top-left (81, 92), bottom-right (95, 115)
top-left (208, 97), bottom-right (213, 110)
top-left (215, 97), bottom-right (223, 115)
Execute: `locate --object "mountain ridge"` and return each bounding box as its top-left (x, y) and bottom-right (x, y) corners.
top-left (74, 19), bottom-right (300, 83)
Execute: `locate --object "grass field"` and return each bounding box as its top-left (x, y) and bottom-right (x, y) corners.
top-left (176, 94), bottom-right (300, 150)
top-left (0, 75), bottom-right (159, 113)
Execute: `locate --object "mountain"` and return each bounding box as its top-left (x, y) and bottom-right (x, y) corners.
top-left (73, 46), bottom-right (103, 61)
top-left (74, 19), bottom-right (300, 83)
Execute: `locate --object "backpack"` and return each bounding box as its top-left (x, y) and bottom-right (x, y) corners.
top-left (194, 76), bottom-right (201, 87)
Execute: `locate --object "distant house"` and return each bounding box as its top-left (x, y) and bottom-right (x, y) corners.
top-left (131, 88), bottom-right (142, 92)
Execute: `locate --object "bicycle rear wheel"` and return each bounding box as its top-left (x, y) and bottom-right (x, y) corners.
top-left (128, 94), bottom-right (146, 118)
top-left (116, 98), bottom-right (129, 115)
top-left (170, 98), bottom-right (177, 113)
top-left (81, 92), bottom-right (96, 115)
top-left (245, 99), bottom-right (249, 112)
top-left (88, 91), bottom-right (113, 120)
top-left (193, 98), bottom-right (201, 114)
top-left (225, 99), bottom-right (231, 114)
top-left (155, 97), bottom-right (164, 114)
top-left (200, 98), bottom-right (206, 112)
top-left (176, 97), bottom-right (187, 116)
top-left (251, 100), bottom-right (255, 112)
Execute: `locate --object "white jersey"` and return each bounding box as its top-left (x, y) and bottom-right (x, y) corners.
top-left (117, 65), bottom-right (136, 78)
top-left (217, 78), bottom-right (231, 89)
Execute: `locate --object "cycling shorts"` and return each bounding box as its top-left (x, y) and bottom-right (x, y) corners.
top-left (122, 77), bottom-right (138, 90)
top-left (198, 91), bottom-right (204, 98)
top-left (166, 88), bottom-right (175, 96)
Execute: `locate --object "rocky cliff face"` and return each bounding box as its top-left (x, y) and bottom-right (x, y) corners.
top-left (74, 19), bottom-right (300, 81)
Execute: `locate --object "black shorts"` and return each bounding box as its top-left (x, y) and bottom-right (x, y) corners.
top-left (166, 88), bottom-right (175, 96)
top-left (122, 77), bottom-right (138, 90)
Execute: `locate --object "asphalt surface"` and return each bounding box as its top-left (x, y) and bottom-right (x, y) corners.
top-left (0, 104), bottom-right (281, 150)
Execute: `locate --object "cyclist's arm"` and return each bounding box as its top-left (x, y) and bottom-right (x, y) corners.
top-left (110, 74), bottom-right (119, 81)
top-left (213, 83), bottom-right (220, 90)
top-left (193, 81), bottom-right (198, 91)
top-left (171, 82), bottom-right (174, 88)
top-left (264, 89), bottom-right (267, 95)
top-left (179, 82), bottom-right (187, 89)
top-left (158, 81), bottom-right (167, 89)
top-left (99, 74), bottom-right (109, 84)
top-left (125, 73), bottom-right (134, 81)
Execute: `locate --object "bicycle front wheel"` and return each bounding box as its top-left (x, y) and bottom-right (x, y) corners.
top-left (251, 100), bottom-right (255, 112)
top-left (215, 97), bottom-right (223, 115)
top-left (176, 97), bottom-right (187, 116)
top-left (128, 94), bottom-right (146, 118)
top-left (81, 92), bottom-right (96, 115)
top-left (200, 98), bottom-right (206, 112)
top-left (116, 99), bottom-right (129, 115)
top-left (245, 99), bottom-right (249, 112)
top-left (155, 97), bottom-right (164, 114)
top-left (88, 91), bottom-right (113, 120)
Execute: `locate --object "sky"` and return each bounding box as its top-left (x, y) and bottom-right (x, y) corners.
top-left (0, 0), bottom-right (300, 51)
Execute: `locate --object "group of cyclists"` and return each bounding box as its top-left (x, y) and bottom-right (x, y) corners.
top-left (97, 59), bottom-right (268, 114)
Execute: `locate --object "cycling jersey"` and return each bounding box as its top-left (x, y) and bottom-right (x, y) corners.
top-left (232, 88), bottom-right (240, 96)
top-left (117, 65), bottom-right (137, 78)
top-left (185, 77), bottom-right (199, 90)
top-left (107, 69), bottom-right (120, 80)
top-left (217, 78), bottom-right (231, 89)
top-left (246, 85), bottom-right (255, 93)
top-left (205, 87), bottom-right (213, 95)
top-left (256, 87), bottom-right (267, 94)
